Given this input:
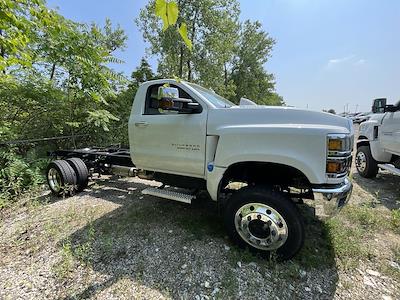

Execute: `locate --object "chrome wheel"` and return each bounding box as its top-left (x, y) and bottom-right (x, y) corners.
top-left (48, 168), bottom-right (62, 192)
top-left (234, 202), bottom-right (288, 251)
top-left (356, 151), bottom-right (367, 173)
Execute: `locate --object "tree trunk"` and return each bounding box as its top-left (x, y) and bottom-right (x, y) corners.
top-left (187, 60), bottom-right (191, 81)
top-left (0, 30), bottom-right (5, 74)
top-left (179, 46), bottom-right (184, 78)
top-left (50, 63), bottom-right (56, 80)
top-left (224, 63), bottom-right (228, 87)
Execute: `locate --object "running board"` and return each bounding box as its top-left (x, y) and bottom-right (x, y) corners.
top-left (141, 187), bottom-right (194, 204)
top-left (378, 163), bottom-right (400, 176)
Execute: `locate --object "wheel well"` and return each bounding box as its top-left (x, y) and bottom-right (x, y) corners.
top-left (220, 161), bottom-right (311, 191)
top-left (357, 135), bottom-right (370, 149)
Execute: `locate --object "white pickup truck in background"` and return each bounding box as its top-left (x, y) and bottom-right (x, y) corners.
top-left (356, 98), bottom-right (400, 177)
top-left (47, 79), bottom-right (354, 260)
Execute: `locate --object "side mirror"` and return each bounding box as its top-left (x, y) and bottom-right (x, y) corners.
top-left (157, 86), bottom-right (202, 113)
top-left (158, 86), bottom-right (179, 100)
top-left (372, 98), bottom-right (386, 113)
top-left (385, 104), bottom-right (398, 113)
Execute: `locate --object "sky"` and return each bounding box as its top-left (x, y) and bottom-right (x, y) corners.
top-left (47, 0), bottom-right (400, 113)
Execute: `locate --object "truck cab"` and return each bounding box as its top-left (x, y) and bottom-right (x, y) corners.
top-left (356, 98), bottom-right (400, 177)
top-left (128, 79), bottom-right (353, 260)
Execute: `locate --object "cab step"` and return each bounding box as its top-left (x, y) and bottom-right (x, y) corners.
top-left (378, 163), bottom-right (400, 176)
top-left (141, 187), bottom-right (194, 204)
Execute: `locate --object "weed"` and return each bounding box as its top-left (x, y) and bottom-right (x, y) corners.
top-left (390, 209), bottom-right (400, 233)
top-left (74, 221), bottom-right (96, 264)
top-left (380, 245), bottom-right (400, 282)
top-left (218, 269), bottom-right (238, 298)
top-left (324, 217), bottom-right (366, 268)
top-left (343, 204), bottom-right (386, 230)
top-left (226, 247), bottom-right (260, 267)
top-left (53, 240), bottom-right (74, 279)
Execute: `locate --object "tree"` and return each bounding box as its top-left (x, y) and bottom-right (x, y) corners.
top-left (130, 58), bottom-right (156, 86)
top-left (137, 0), bottom-right (240, 97)
top-left (0, 1), bottom-right (128, 143)
top-left (231, 20), bottom-right (275, 104)
top-left (137, 1), bottom-right (282, 105)
top-left (0, 0), bottom-right (49, 73)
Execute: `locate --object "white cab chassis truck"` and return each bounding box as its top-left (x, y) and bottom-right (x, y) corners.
top-left (46, 79), bottom-right (353, 260)
top-left (356, 98), bottom-right (400, 177)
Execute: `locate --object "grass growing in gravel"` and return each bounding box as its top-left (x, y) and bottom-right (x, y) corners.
top-left (343, 204), bottom-right (388, 230)
top-left (391, 209), bottom-right (400, 233)
top-left (380, 244), bottom-right (400, 282)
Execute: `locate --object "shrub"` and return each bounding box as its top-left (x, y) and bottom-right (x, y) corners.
top-left (0, 149), bottom-right (47, 207)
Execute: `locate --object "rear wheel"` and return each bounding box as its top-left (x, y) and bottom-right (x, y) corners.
top-left (224, 186), bottom-right (305, 261)
top-left (66, 158), bottom-right (89, 192)
top-left (356, 146), bottom-right (378, 178)
top-left (46, 160), bottom-right (77, 196)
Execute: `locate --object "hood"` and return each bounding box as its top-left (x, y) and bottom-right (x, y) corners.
top-left (207, 105), bottom-right (353, 135)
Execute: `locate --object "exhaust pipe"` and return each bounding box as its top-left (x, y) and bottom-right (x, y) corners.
top-left (110, 165), bottom-right (136, 177)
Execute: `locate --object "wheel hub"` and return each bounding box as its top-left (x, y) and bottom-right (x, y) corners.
top-left (48, 168), bottom-right (62, 192)
top-left (356, 151), bottom-right (367, 172)
top-left (235, 203), bottom-right (288, 251)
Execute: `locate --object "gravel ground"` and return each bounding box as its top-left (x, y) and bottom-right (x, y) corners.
top-left (1, 125), bottom-right (399, 299)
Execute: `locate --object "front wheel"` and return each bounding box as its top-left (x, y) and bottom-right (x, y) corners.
top-left (356, 146), bottom-right (378, 178)
top-left (224, 187), bottom-right (305, 261)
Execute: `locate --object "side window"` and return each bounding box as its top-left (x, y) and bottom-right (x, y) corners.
top-left (143, 84), bottom-right (197, 115)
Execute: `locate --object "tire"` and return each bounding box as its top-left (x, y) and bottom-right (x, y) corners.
top-left (356, 146), bottom-right (378, 178)
top-left (224, 186), bottom-right (305, 261)
top-left (66, 158), bottom-right (89, 192)
top-left (46, 160), bottom-right (77, 196)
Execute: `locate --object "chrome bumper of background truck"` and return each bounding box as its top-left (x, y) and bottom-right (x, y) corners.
top-left (312, 178), bottom-right (353, 218)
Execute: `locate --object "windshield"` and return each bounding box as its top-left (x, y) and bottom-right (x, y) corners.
top-left (188, 83), bottom-right (235, 108)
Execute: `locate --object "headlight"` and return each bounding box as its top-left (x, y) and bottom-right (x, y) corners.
top-left (328, 139), bottom-right (343, 151)
top-left (326, 134), bottom-right (352, 177)
top-left (327, 134), bottom-right (352, 155)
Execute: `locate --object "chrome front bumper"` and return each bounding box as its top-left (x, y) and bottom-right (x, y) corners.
top-left (312, 178), bottom-right (353, 218)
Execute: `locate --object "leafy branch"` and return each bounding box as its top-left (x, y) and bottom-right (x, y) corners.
top-left (154, 0), bottom-right (192, 50)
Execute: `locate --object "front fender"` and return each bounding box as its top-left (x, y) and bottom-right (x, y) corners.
top-left (212, 125), bottom-right (342, 185)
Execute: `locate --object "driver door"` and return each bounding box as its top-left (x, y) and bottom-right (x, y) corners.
top-left (132, 83), bottom-right (207, 177)
top-left (381, 110), bottom-right (400, 155)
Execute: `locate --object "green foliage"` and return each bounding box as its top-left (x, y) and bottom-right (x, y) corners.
top-left (231, 20), bottom-right (276, 104)
top-left (0, 0), bottom-right (48, 71)
top-left (87, 110), bottom-right (120, 132)
top-left (130, 58), bottom-right (157, 86)
top-left (154, 0), bottom-right (192, 50)
top-left (138, 0), bottom-right (283, 105)
top-left (0, 0), bottom-right (131, 202)
top-left (0, 149), bottom-right (47, 206)
top-left (1, 1), bottom-right (127, 143)
top-left (178, 22), bottom-right (192, 51)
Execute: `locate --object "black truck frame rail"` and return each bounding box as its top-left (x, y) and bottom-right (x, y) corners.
top-left (49, 146), bottom-right (136, 176)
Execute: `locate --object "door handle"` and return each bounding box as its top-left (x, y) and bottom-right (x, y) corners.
top-left (135, 121), bottom-right (149, 127)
